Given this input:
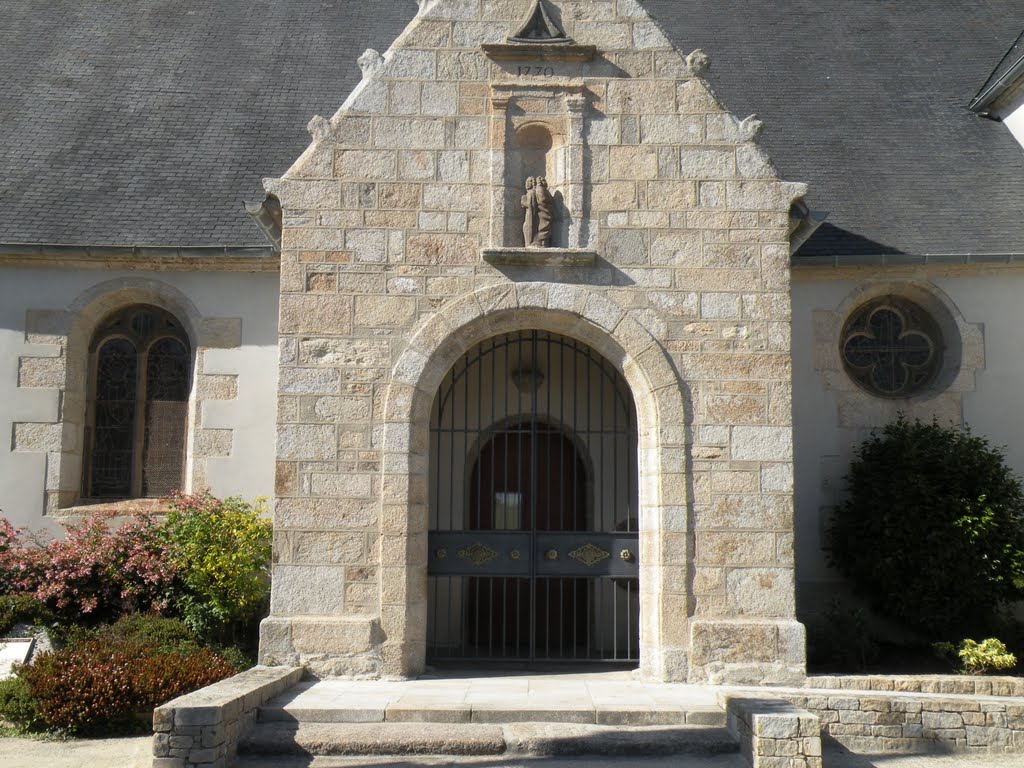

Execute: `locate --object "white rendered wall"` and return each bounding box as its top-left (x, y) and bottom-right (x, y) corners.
top-left (1000, 100), bottom-right (1024, 150)
top-left (792, 270), bottom-right (1024, 614)
top-left (991, 83), bottom-right (1024, 151)
top-left (0, 267), bottom-right (280, 531)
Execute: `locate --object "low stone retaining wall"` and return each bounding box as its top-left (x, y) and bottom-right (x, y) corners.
top-left (792, 689), bottom-right (1024, 753)
top-left (806, 675), bottom-right (1024, 697)
top-left (732, 677), bottom-right (1024, 754)
top-left (721, 694), bottom-right (822, 768)
top-left (153, 665), bottom-right (302, 768)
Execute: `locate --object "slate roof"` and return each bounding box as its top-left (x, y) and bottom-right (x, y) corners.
top-left (0, 0), bottom-right (1021, 258)
top-left (0, 0), bottom-right (409, 247)
top-left (971, 29), bottom-right (1024, 111)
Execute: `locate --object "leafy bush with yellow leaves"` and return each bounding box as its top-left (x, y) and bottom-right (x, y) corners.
top-left (958, 638), bottom-right (1017, 675)
top-left (164, 491), bottom-right (272, 642)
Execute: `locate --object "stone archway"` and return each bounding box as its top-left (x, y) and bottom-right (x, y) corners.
top-left (378, 282), bottom-right (690, 681)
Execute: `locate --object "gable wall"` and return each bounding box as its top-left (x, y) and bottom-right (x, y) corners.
top-left (264, 0), bottom-right (807, 683)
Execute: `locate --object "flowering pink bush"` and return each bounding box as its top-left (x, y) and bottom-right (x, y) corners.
top-left (0, 517), bottom-right (21, 592)
top-left (0, 511), bottom-right (177, 624)
top-left (0, 490), bottom-right (270, 641)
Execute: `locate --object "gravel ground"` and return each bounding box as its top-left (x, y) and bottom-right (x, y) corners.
top-left (2, 736), bottom-right (1024, 768)
top-left (0, 735), bottom-right (152, 768)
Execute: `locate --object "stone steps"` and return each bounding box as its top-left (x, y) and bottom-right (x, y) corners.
top-left (234, 755), bottom-right (751, 768)
top-left (256, 700), bottom-right (727, 727)
top-left (238, 721), bottom-right (739, 758)
top-left (237, 673), bottom-right (739, 763)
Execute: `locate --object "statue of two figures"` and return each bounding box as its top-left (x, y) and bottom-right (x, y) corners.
top-left (522, 176), bottom-right (555, 248)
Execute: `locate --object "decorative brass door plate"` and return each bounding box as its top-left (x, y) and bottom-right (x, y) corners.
top-left (568, 542), bottom-right (611, 567)
top-left (457, 542), bottom-right (499, 567)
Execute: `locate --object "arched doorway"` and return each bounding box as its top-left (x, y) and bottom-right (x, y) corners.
top-left (427, 330), bottom-right (639, 663)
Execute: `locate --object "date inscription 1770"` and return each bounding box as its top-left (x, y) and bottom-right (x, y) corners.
top-left (517, 65), bottom-right (556, 77)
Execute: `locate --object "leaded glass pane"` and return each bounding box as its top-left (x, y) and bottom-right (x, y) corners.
top-left (86, 306), bottom-right (191, 500)
top-left (840, 298), bottom-right (942, 399)
top-left (90, 338), bottom-right (137, 498)
top-left (142, 338), bottom-right (189, 497)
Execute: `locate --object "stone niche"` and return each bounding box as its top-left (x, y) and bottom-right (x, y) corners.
top-left (485, 81), bottom-right (593, 264)
top-left (508, 121), bottom-right (564, 246)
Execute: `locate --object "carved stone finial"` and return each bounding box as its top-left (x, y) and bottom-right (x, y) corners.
top-left (738, 114), bottom-right (764, 141)
top-left (358, 48), bottom-right (384, 78)
top-left (686, 49), bottom-right (711, 76)
top-left (307, 115), bottom-right (332, 141)
top-left (509, 0), bottom-right (572, 44)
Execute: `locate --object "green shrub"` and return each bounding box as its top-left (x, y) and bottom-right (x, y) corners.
top-left (98, 613), bottom-right (200, 653)
top-left (16, 638), bottom-right (236, 736)
top-left (0, 595), bottom-right (54, 637)
top-left (163, 492), bottom-right (272, 642)
top-left (807, 599), bottom-right (878, 672)
top-left (55, 613), bottom-right (203, 654)
top-left (0, 677), bottom-right (40, 731)
top-left (826, 417), bottom-right (1024, 638)
top-left (215, 644), bottom-right (254, 672)
top-left (958, 638), bottom-right (1018, 675)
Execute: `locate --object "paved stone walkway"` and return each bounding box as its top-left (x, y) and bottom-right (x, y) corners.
top-left (0, 735), bottom-right (152, 768)
top-left (263, 670), bottom-right (723, 724)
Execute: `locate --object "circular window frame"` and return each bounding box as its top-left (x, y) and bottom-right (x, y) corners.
top-left (840, 295), bottom-right (945, 400)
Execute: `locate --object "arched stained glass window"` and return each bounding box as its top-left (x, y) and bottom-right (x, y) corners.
top-left (84, 306), bottom-right (191, 499)
top-left (840, 297), bottom-right (943, 399)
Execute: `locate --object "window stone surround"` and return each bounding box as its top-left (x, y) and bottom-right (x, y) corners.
top-left (13, 277), bottom-right (243, 515)
top-left (812, 279), bottom-right (984, 429)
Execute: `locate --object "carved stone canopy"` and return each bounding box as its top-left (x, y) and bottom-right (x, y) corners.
top-left (509, 0), bottom-right (572, 44)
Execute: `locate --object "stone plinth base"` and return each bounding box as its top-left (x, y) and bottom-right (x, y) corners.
top-left (689, 618), bottom-right (806, 686)
top-left (259, 616), bottom-right (382, 678)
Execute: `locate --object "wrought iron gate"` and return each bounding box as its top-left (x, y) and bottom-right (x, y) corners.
top-left (427, 331), bottom-right (639, 663)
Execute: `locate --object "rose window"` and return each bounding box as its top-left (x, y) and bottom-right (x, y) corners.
top-left (841, 298), bottom-right (942, 398)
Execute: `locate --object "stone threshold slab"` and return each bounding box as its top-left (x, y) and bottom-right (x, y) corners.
top-left (260, 702), bottom-right (726, 727)
top-left (234, 758), bottom-right (752, 768)
top-left (258, 673), bottom-right (725, 728)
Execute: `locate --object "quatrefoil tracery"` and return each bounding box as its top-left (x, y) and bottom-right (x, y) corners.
top-left (841, 299), bottom-right (941, 398)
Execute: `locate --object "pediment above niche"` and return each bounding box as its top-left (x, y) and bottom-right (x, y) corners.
top-left (482, 0), bottom-right (596, 62)
top-left (509, 0), bottom-right (570, 44)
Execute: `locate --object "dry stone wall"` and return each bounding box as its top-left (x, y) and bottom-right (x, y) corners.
top-left (724, 694), bottom-right (822, 768)
top-left (153, 666), bottom-right (303, 768)
top-left (262, 0), bottom-right (807, 683)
